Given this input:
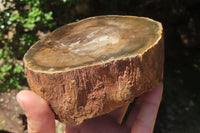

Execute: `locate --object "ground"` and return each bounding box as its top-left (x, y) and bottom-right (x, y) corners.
top-left (0, 88), bottom-right (26, 133)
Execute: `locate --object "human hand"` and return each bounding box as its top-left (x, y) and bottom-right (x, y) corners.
top-left (16, 83), bottom-right (163, 133)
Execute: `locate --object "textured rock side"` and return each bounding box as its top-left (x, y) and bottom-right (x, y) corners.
top-left (25, 36), bottom-right (164, 125)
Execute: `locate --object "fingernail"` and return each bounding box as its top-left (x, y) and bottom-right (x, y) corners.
top-left (16, 91), bottom-right (27, 114)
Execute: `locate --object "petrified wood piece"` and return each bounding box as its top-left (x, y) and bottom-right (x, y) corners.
top-left (24, 15), bottom-right (164, 125)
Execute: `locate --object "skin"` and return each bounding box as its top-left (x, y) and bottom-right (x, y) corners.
top-left (16, 83), bottom-right (163, 133)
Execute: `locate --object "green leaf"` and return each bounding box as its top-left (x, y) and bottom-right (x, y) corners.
top-left (1, 120), bottom-right (6, 124)
top-left (35, 16), bottom-right (41, 21)
top-left (0, 49), bottom-right (3, 58)
top-left (10, 13), bottom-right (20, 22)
top-left (0, 72), bottom-right (6, 80)
top-left (24, 23), bottom-right (35, 29)
top-left (1, 65), bottom-right (12, 72)
top-left (44, 12), bottom-right (53, 20)
top-left (13, 64), bottom-right (23, 74)
top-left (9, 78), bottom-right (21, 89)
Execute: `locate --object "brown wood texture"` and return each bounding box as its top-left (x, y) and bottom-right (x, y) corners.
top-left (24, 15), bottom-right (164, 125)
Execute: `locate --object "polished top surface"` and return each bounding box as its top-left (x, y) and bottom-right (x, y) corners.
top-left (24, 15), bottom-right (162, 72)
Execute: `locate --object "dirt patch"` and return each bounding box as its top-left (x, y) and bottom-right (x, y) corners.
top-left (0, 88), bottom-right (27, 133)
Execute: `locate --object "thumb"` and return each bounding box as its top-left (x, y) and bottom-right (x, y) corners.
top-left (16, 90), bottom-right (56, 133)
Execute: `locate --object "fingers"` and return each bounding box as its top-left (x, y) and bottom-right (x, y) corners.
top-left (106, 103), bottom-right (130, 124)
top-left (16, 90), bottom-right (56, 133)
top-left (125, 83), bottom-right (163, 133)
top-left (65, 114), bottom-right (128, 133)
top-left (65, 104), bottom-right (130, 133)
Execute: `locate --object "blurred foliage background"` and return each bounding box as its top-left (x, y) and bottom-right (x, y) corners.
top-left (0, 0), bottom-right (200, 132)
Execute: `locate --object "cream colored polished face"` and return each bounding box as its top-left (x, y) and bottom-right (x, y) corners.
top-left (24, 16), bottom-right (162, 72)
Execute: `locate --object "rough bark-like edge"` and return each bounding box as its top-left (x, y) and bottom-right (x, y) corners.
top-left (24, 35), bottom-right (164, 126)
